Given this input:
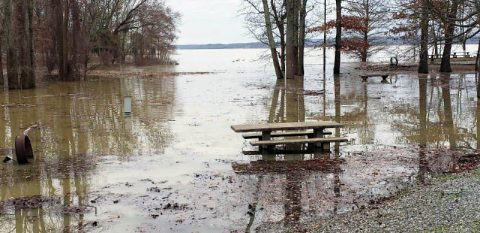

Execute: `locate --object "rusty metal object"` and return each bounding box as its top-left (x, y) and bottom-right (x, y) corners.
top-left (15, 135), bottom-right (33, 164)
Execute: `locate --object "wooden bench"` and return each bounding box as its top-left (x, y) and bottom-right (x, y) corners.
top-left (251, 137), bottom-right (348, 150)
top-left (242, 130), bottom-right (332, 139)
top-left (360, 74), bottom-right (389, 82)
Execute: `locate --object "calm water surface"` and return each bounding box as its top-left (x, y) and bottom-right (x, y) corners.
top-left (0, 48), bottom-right (479, 232)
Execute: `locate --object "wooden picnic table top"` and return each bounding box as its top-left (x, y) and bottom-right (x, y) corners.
top-left (231, 121), bottom-right (343, 133)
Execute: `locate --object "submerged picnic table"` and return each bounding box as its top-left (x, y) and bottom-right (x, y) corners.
top-left (231, 121), bottom-right (348, 151)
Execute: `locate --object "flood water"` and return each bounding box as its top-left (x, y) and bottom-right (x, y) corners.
top-left (1, 48), bottom-right (480, 232)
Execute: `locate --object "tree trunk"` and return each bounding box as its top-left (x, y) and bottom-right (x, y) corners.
top-left (54, 0), bottom-right (74, 80)
top-left (280, 30), bottom-right (286, 74)
top-left (54, 0), bottom-right (65, 79)
top-left (323, 0), bottom-right (327, 73)
top-left (5, 0), bottom-right (18, 89)
top-left (361, 0), bottom-right (369, 63)
top-left (361, 31), bottom-right (368, 63)
top-left (270, 0), bottom-right (286, 74)
top-left (286, 0), bottom-right (297, 79)
top-left (431, 23), bottom-right (438, 62)
top-left (333, 0), bottom-right (342, 75)
top-left (297, 0), bottom-right (307, 76)
top-left (440, 1), bottom-right (459, 73)
top-left (0, 39), bottom-right (3, 86)
top-left (262, 0), bottom-right (284, 79)
top-left (476, 39), bottom-right (480, 72)
top-left (27, 0), bottom-right (35, 79)
top-left (71, 0), bottom-right (81, 78)
top-left (293, 0), bottom-right (299, 75)
top-left (418, 0), bottom-right (429, 74)
top-left (18, 0), bottom-right (35, 89)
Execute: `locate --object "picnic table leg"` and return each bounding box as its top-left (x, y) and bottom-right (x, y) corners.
top-left (313, 128), bottom-right (325, 150)
top-left (261, 131), bottom-right (273, 151)
top-left (381, 75), bottom-right (389, 84)
top-left (322, 142), bottom-right (331, 151)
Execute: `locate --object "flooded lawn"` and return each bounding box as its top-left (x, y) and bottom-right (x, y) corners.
top-left (1, 49), bottom-right (480, 232)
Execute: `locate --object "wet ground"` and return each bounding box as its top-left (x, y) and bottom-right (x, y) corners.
top-left (1, 48), bottom-right (480, 232)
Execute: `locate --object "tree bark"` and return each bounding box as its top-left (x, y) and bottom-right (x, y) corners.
top-left (0, 38), bottom-right (3, 86)
top-left (262, 0), bottom-right (284, 79)
top-left (5, 0), bottom-right (18, 89)
top-left (286, 0), bottom-right (297, 79)
top-left (4, 0), bottom-right (34, 89)
top-left (362, 31), bottom-right (368, 62)
top-left (418, 0), bottom-right (429, 74)
top-left (18, 0), bottom-right (35, 89)
top-left (440, 1), bottom-right (459, 73)
top-left (54, 0), bottom-right (73, 80)
top-left (361, 0), bottom-right (369, 63)
top-left (293, 0), bottom-right (299, 75)
top-left (27, 0), bottom-right (35, 80)
top-left (333, 0), bottom-right (342, 75)
top-left (270, 0), bottom-right (286, 74)
top-left (431, 23), bottom-right (438, 61)
top-left (476, 39), bottom-right (480, 72)
top-left (323, 0), bottom-right (327, 73)
top-left (297, 0), bottom-right (307, 76)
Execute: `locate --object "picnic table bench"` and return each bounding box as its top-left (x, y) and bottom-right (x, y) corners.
top-left (430, 52), bottom-right (472, 60)
top-left (360, 74), bottom-right (389, 82)
top-left (242, 130), bottom-right (332, 139)
top-left (231, 121), bottom-right (348, 151)
top-left (453, 52), bottom-right (470, 58)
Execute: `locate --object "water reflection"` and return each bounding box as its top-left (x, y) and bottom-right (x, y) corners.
top-left (418, 75), bottom-right (429, 184)
top-left (2, 64), bottom-right (480, 232)
top-left (234, 77), bottom-right (344, 231)
top-left (235, 72), bottom-right (480, 231)
top-left (0, 76), bottom-right (176, 232)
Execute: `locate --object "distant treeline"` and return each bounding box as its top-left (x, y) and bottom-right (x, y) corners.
top-left (177, 36), bottom-right (480, 50)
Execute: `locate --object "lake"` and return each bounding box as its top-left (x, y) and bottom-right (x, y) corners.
top-left (0, 47), bottom-right (479, 232)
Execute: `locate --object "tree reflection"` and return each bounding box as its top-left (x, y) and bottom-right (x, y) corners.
top-left (0, 76), bottom-right (176, 232)
top-left (417, 75), bottom-right (429, 184)
top-left (440, 74), bottom-right (457, 150)
top-left (234, 77), bottom-right (343, 231)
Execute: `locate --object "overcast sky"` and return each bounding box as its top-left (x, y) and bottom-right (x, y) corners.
top-left (166, 0), bottom-right (253, 45)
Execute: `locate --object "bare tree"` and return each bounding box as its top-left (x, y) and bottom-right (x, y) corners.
top-left (244, 0), bottom-right (311, 79)
top-left (0, 4), bottom-right (4, 86)
top-left (262, 0), bottom-right (284, 79)
top-left (418, 0), bottom-right (429, 73)
top-left (334, 0), bottom-right (342, 74)
top-left (297, 0), bottom-right (307, 75)
top-left (286, 0), bottom-right (297, 79)
top-left (4, 0), bottom-right (35, 89)
top-left (439, 0), bottom-right (461, 72)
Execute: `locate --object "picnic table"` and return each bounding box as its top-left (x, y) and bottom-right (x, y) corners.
top-left (231, 121), bottom-right (347, 151)
top-left (453, 51), bottom-right (470, 58)
top-left (360, 73), bottom-right (390, 83)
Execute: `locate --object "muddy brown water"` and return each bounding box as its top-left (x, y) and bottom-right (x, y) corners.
top-left (1, 49), bottom-right (480, 232)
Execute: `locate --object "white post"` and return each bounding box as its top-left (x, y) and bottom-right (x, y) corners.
top-left (124, 96), bottom-right (132, 114)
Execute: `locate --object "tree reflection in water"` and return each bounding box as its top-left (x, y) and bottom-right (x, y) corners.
top-left (235, 77), bottom-right (343, 231)
top-left (0, 76), bottom-right (176, 232)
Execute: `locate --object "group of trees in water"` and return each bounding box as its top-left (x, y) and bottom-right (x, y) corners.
top-left (0, 0), bottom-right (178, 89)
top-left (244, 0), bottom-right (480, 79)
